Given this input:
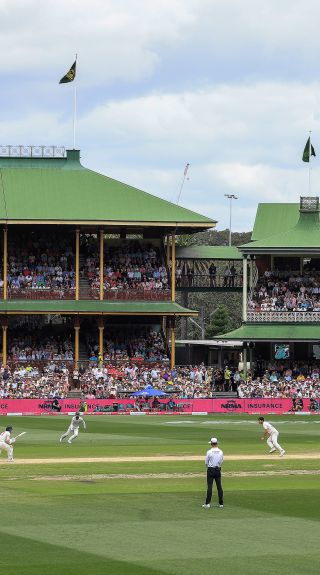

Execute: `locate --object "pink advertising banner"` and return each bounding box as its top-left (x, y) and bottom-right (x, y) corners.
top-left (0, 397), bottom-right (317, 414)
top-left (0, 398), bottom-right (212, 414)
top-left (245, 398), bottom-right (296, 414)
top-left (212, 397), bottom-right (314, 414)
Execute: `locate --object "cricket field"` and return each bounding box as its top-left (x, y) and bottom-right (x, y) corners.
top-left (1, 414), bottom-right (320, 575)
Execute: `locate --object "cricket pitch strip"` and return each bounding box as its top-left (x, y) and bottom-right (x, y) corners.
top-left (1, 453), bottom-right (320, 465)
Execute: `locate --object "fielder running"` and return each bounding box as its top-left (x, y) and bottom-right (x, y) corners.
top-left (258, 416), bottom-right (285, 456)
top-left (0, 426), bottom-right (15, 461)
top-left (60, 412), bottom-right (86, 444)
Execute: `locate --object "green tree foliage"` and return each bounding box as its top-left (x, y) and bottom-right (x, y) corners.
top-left (176, 229), bottom-right (251, 247)
top-left (176, 291), bottom-right (242, 339)
top-left (205, 305), bottom-right (232, 338)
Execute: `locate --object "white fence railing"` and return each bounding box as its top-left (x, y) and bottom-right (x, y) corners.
top-left (0, 145), bottom-right (66, 158)
top-left (247, 310), bottom-right (320, 323)
top-left (249, 262), bottom-right (259, 300)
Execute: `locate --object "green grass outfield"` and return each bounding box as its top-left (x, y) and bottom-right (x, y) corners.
top-left (1, 414), bottom-right (320, 575)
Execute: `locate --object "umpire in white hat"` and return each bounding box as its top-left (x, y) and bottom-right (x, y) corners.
top-left (202, 437), bottom-right (224, 509)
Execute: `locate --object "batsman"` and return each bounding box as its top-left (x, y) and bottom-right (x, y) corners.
top-left (0, 426), bottom-right (15, 462)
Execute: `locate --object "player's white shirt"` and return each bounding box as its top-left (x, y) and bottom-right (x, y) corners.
top-left (205, 447), bottom-right (224, 467)
top-left (263, 421), bottom-right (278, 435)
top-left (70, 416), bottom-right (86, 430)
top-left (0, 431), bottom-right (11, 444)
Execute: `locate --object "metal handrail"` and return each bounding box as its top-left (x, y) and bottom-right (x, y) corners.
top-left (178, 274), bottom-right (243, 288)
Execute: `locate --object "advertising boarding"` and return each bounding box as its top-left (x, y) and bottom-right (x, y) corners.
top-left (0, 397), bottom-right (318, 414)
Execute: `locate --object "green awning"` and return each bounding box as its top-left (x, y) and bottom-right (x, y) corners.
top-left (0, 300), bottom-right (197, 316)
top-left (176, 246), bottom-right (242, 260)
top-left (218, 323), bottom-right (320, 341)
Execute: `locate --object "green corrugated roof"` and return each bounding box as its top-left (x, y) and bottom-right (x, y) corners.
top-left (251, 203), bottom-right (300, 241)
top-left (0, 151), bottom-right (215, 228)
top-left (0, 300), bottom-right (197, 315)
top-left (176, 246), bottom-right (242, 260)
top-left (218, 323), bottom-right (320, 341)
top-left (241, 211), bottom-right (320, 252)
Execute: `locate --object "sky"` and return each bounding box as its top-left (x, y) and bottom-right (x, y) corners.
top-left (0, 0), bottom-right (319, 231)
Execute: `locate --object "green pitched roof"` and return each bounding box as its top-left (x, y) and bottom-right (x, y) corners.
top-left (218, 323), bottom-right (320, 341)
top-left (251, 203), bottom-right (300, 241)
top-left (176, 246), bottom-right (242, 260)
top-left (241, 211), bottom-right (320, 253)
top-left (0, 150), bottom-right (215, 229)
top-left (0, 300), bottom-right (197, 315)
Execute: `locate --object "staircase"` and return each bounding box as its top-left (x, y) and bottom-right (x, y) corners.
top-left (67, 390), bottom-right (82, 398)
top-left (78, 341), bottom-right (88, 364)
top-left (79, 254), bottom-right (92, 299)
top-left (68, 342), bottom-right (87, 393)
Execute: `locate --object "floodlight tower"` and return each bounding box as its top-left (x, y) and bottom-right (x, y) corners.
top-left (224, 194), bottom-right (238, 246)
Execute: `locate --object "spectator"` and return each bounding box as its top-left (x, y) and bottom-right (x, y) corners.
top-left (209, 263), bottom-right (217, 286)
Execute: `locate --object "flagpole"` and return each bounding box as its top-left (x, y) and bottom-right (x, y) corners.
top-left (73, 54), bottom-right (78, 149)
top-left (73, 85), bottom-right (77, 149)
top-left (309, 130), bottom-right (312, 195)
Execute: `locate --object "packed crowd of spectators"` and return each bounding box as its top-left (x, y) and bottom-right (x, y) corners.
top-left (74, 364), bottom-right (213, 399)
top-left (248, 270), bottom-right (320, 312)
top-left (7, 232), bottom-right (75, 296)
top-left (2, 358), bottom-right (320, 405)
top-left (86, 329), bottom-right (169, 362)
top-left (0, 363), bottom-right (212, 400)
top-left (8, 333), bottom-right (74, 362)
top-left (213, 362), bottom-right (320, 402)
top-left (176, 362), bottom-right (320, 405)
top-left (0, 363), bottom-right (69, 399)
top-left (82, 238), bottom-right (169, 295)
top-left (5, 323), bottom-right (167, 364)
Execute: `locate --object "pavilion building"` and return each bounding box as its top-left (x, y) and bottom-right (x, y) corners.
top-left (0, 145), bottom-right (216, 368)
top-left (219, 196), bottom-right (320, 368)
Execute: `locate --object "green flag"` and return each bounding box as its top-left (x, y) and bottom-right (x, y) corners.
top-left (59, 60), bottom-right (76, 84)
top-left (302, 137), bottom-right (316, 162)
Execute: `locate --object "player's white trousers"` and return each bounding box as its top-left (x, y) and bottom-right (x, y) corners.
top-left (0, 441), bottom-right (13, 460)
top-left (60, 426), bottom-right (79, 443)
top-left (68, 428), bottom-right (79, 442)
top-left (267, 432), bottom-right (283, 452)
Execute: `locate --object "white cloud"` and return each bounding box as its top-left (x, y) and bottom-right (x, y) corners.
top-left (1, 1), bottom-right (320, 231)
top-left (0, 0), bottom-right (195, 84)
top-left (0, 77), bottom-right (318, 231)
top-left (2, 0), bottom-right (320, 86)
top-left (79, 82), bottom-right (320, 166)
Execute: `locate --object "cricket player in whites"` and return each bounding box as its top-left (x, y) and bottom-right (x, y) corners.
top-left (60, 412), bottom-right (86, 444)
top-left (0, 426), bottom-right (15, 461)
top-left (258, 416), bottom-right (285, 456)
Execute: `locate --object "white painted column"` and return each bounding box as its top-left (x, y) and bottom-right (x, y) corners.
top-left (243, 347), bottom-right (247, 380)
top-left (242, 256), bottom-right (248, 321)
top-left (249, 257), bottom-right (253, 291)
top-left (249, 347), bottom-right (253, 374)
